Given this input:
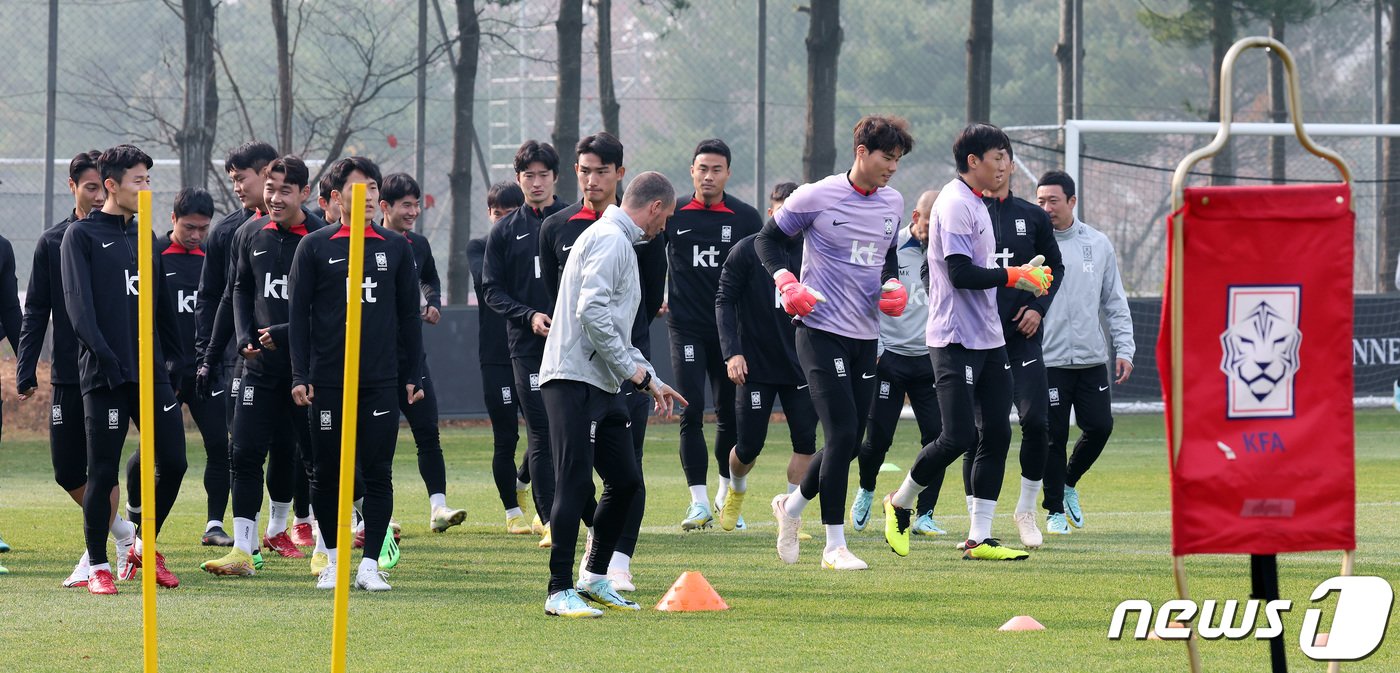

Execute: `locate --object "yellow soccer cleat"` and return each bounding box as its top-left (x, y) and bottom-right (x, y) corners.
top-left (201, 548), bottom-right (256, 576)
top-left (309, 552), bottom-right (330, 577)
top-left (718, 488), bottom-right (746, 532)
top-left (538, 524), bottom-right (553, 549)
top-left (506, 515), bottom-right (533, 535)
top-left (962, 538), bottom-right (1030, 561)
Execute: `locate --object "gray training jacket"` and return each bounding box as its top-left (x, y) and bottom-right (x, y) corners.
top-left (1041, 219), bottom-right (1135, 368)
top-left (877, 226), bottom-right (930, 357)
top-left (539, 204), bottom-right (660, 393)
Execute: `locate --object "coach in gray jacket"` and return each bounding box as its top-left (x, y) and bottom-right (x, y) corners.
top-left (537, 171), bottom-right (686, 618)
top-left (1033, 170), bottom-right (1134, 534)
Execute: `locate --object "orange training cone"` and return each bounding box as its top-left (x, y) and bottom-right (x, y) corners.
top-left (998, 615), bottom-right (1046, 631)
top-left (655, 571), bottom-right (729, 612)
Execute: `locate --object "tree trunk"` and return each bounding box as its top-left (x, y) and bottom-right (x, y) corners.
top-left (802, 0), bottom-right (841, 183)
top-left (1268, 15), bottom-right (1286, 184)
top-left (597, 0), bottom-right (619, 137)
top-left (553, 0), bottom-right (584, 203)
top-left (448, 0), bottom-right (480, 304)
top-left (1384, 0), bottom-right (1400, 291)
top-left (1055, 0), bottom-right (1073, 148)
top-left (1208, 0), bottom-right (1234, 185)
top-left (271, 0), bottom-right (294, 153)
top-left (966, 0), bottom-right (994, 124)
top-left (178, 0), bottom-right (219, 189)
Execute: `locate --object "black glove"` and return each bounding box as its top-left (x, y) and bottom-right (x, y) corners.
top-left (194, 362), bottom-right (220, 400)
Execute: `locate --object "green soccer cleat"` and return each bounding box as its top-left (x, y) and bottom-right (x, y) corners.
top-left (200, 548), bottom-right (256, 576)
top-left (912, 512), bottom-right (946, 536)
top-left (882, 494), bottom-right (913, 557)
top-left (576, 578), bottom-right (640, 611)
top-left (545, 589), bottom-right (603, 618)
top-left (251, 551), bottom-right (265, 571)
top-left (378, 532), bottom-right (401, 570)
top-left (962, 538), bottom-right (1030, 561)
top-left (718, 488), bottom-right (746, 532)
top-left (681, 501), bottom-right (713, 531)
top-left (851, 488), bottom-right (874, 531)
top-left (1064, 486), bottom-right (1084, 528)
top-left (1046, 512), bottom-right (1071, 535)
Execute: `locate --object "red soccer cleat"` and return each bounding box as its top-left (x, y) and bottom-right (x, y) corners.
top-left (87, 568), bottom-right (118, 595)
top-left (263, 532), bottom-right (306, 559)
top-left (289, 522), bottom-right (316, 548)
top-left (127, 547), bottom-right (181, 588)
top-left (352, 529), bottom-right (365, 549)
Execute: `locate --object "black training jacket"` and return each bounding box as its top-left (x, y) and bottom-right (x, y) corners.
top-left (229, 214), bottom-right (324, 379)
top-left (715, 233), bottom-right (805, 386)
top-left (466, 237), bottom-right (511, 367)
top-left (482, 199), bottom-right (565, 360)
top-left (664, 192), bottom-right (762, 338)
top-left (403, 229), bottom-right (443, 311)
top-left (17, 215), bottom-right (77, 390)
top-left (195, 207), bottom-right (255, 365)
top-left (159, 233), bottom-right (206, 380)
top-left (983, 192), bottom-right (1065, 342)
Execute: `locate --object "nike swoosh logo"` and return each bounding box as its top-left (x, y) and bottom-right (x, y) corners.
top-left (1022, 359), bottom-right (1037, 366)
top-left (675, 229), bottom-right (692, 236)
top-left (1004, 364), bottom-right (1011, 369)
top-left (516, 233), bottom-right (530, 240)
top-left (561, 245), bottom-right (574, 251)
top-left (861, 373), bottom-right (875, 379)
top-left (372, 409), bottom-right (391, 417)
top-left (329, 258), bottom-right (346, 264)
top-left (1099, 385), bottom-right (1109, 391)
top-left (211, 389), bottom-right (225, 397)
top-left (832, 220), bottom-right (849, 227)
top-left (253, 250), bottom-right (268, 256)
top-left (102, 242), bottom-right (116, 248)
top-left (797, 384), bottom-right (808, 390)
top-left (166, 272), bottom-right (176, 276)
top-left (163, 403), bottom-right (177, 412)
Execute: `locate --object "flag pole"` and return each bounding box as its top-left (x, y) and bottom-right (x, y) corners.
top-left (136, 190), bottom-right (158, 673)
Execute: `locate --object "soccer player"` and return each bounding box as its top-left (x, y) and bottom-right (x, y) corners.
top-left (881, 124), bottom-right (1051, 562)
top-left (379, 173), bottom-right (467, 533)
top-left (981, 158), bottom-right (1064, 550)
top-left (17, 150), bottom-right (140, 587)
top-left (289, 156), bottom-right (424, 592)
top-left (468, 181), bottom-right (535, 534)
top-left (1035, 170), bottom-right (1134, 535)
top-left (193, 141), bottom-right (278, 547)
top-left (665, 138), bottom-right (763, 531)
top-left (61, 144), bottom-right (188, 595)
top-left (538, 171), bottom-right (684, 617)
top-left (483, 140), bottom-right (569, 545)
top-left (715, 181), bottom-right (817, 532)
top-left (849, 189), bottom-right (946, 537)
top-left (201, 155), bottom-right (327, 576)
top-left (756, 115), bottom-right (912, 570)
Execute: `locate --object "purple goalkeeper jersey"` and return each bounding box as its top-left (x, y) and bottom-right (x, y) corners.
top-left (774, 173), bottom-right (903, 341)
top-left (925, 177), bottom-right (1004, 350)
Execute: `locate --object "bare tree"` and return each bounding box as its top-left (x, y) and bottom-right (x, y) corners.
top-left (554, 0), bottom-right (584, 203)
top-left (801, 0), bottom-right (841, 182)
top-left (270, 0), bottom-right (305, 153)
top-left (178, 0), bottom-right (219, 189)
top-left (596, 0), bottom-right (619, 137)
top-left (1056, 0), bottom-right (1073, 145)
top-left (967, 0), bottom-right (994, 123)
top-left (449, 0), bottom-right (481, 303)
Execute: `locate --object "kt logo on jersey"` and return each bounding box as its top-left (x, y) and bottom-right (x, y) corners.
top-left (1219, 285), bottom-right (1302, 419)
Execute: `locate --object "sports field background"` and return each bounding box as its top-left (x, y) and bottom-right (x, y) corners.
top-left (0, 410), bottom-right (1396, 672)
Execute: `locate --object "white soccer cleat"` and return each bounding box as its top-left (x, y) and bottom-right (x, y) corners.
top-left (354, 567), bottom-right (392, 592)
top-left (820, 546), bottom-right (869, 571)
top-left (772, 494), bottom-right (801, 565)
top-left (63, 554), bottom-right (91, 588)
top-left (606, 569), bottom-right (635, 592)
top-left (1013, 512), bottom-right (1043, 550)
top-left (316, 563), bottom-right (337, 590)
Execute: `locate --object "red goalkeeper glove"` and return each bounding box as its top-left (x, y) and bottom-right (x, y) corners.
top-left (879, 279), bottom-right (907, 317)
top-left (774, 269), bottom-right (824, 317)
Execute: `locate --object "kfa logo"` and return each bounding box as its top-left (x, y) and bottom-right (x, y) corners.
top-left (107, 408), bottom-right (119, 429)
top-left (849, 241), bottom-right (880, 265)
top-left (51, 404), bottom-right (63, 424)
top-left (883, 217), bottom-right (894, 236)
top-left (125, 269), bottom-right (139, 296)
top-left (1082, 244), bottom-right (1095, 274)
top-left (1015, 219), bottom-right (1027, 235)
top-left (750, 391), bottom-right (763, 409)
top-left (693, 245), bottom-right (719, 268)
top-left (834, 357), bottom-right (847, 377)
top-left (964, 365), bottom-right (974, 384)
top-left (500, 387), bottom-right (513, 404)
top-left (683, 344), bottom-right (696, 362)
top-left (721, 225), bottom-right (732, 243)
top-left (528, 373), bottom-right (540, 391)
top-left (1220, 285), bottom-right (1301, 418)
top-left (1048, 387), bottom-right (1061, 405)
top-left (878, 381), bottom-right (891, 399)
top-left (320, 410), bottom-right (333, 429)
top-left (177, 290), bottom-right (197, 313)
top-left (589, 421), bottom-right (597, 441)
top-left (345, 277), bottom-right (378, 303)
top-left (231, 377), bottom-right (241, 394)
top-left (264, 272), bottom-right (288, 300)
top-left (375, 251), bottom-right (388, 271)
top-left (242, 385), bottom-right (255, 405)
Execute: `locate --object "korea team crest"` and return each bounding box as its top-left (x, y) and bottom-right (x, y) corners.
top-left (721, 225), bottom-right (732, 242)
top-left (375, 251), bottom-right (388, 271)
top-left (1219, 286), bottom-right (1302, 419)
top-left (883, 217), bottom-right (894, 236)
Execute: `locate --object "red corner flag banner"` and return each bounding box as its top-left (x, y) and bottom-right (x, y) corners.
top-left (1159, 183), bottom-right (1355, 556)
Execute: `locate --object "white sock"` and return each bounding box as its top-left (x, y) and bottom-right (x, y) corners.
top-left (313, 525), bottom-right (328, 556)
top-left (609, 551), bottom-right (631, 574)
top-left (966, 494), bottom-right (975, 515)
top-left (717, 476), bottom-right (731, 503)
top-left (110, 514), bottom-right (135, 541)
top-left (429, 493), bottom-right (447, 511)
top-left (891, 474), bottom-right (924, 510)
top-left (205, 520), bottom-right (223, 532)
top-left (579, 568), bottom-right (605, 583)
top-left (515, 479), bottom-right (529, 491)
top-left (783, 491), bottom-right (811, 519)
top-left (787, 482), bottom-right (800, 494)
top-left (77, 550), bottom-right (91, 569)
top-left (133, 536), bottom-right (144, 555)
top-left (824, 524), bottom-right (847, 552)
top-left (126, 503), bottom-right (141, 515)
top-left (326, 547), bottom-right (338, 564)
top-left (358, 557), bottom-right (378, 574)
top-left (293, 515), bottom-right (313, 525)
top-left (90, 562), bottom-right (111, 577)
top-left (689, 484), bottom-right (708, 505)
top-left (1016, 477), bottom-right (1042, 514)
top-left (730, 473), bottom-right (748, 493)
top-left (267, 501), bottom-right (291, 537)
top-left (233, 517), bottom-right (257, 555)
top-left (351, 507), bottom-right (363, 533)
top-left (969, 497), bottom-right (997, 542)
top-left (505, 507), bottom-right (523, 519)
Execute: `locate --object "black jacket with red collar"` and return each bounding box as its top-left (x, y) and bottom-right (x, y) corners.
top-left (228, 213), bottom-right (324, 379)
top-left (159, 232), bottom-right (207, 379)
top-left (195, 206), bottom-right (256, 366)
top-left (982, 192), bottom-right (1065, 342)
top-left (482, 198), bottom-right (566, 360)
top-left (403, 229), bottom-right (442, 310)
top-left (663, 192), bottom-right (762, 338)
top-left (17, 214), bottom-right (77, 390)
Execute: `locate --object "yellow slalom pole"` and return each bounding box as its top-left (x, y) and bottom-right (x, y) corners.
top-left (330, 182), bottom-right (367, 673)
top-left (136, 190), bottom-right (158, 673)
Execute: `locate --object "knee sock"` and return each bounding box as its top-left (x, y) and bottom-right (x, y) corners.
top-left (783, 491), bottom-right (811, 519)
top-left (1016, 477), bottom-right (1042, 515)
top-left (730, 473), bottom-right (747, 494)
top-left (688, 484), bottom-right (707, 505)
top-left (891, 474), bottom-right (924, 510)
top-left (969, 498), bottom-right (996, 542)
top-left (823, 524), bottom-right (846, 553)
top-left (266, 501), bottom-right (291, 537)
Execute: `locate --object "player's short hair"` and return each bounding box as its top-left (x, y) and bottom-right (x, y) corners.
top-left (488, 181), bottom-right (525, 210)
top-left (318, 173), bottom-right (335, 202)
top-left (327, 156), bottom-right (383, 193)
top-left (621, 171), bottom-right (674, 210)
top-left (380, 173), bottom-right (422, 205)
top-left (225, 141), bottom-right (278, 173)
top-left (854, 115), bottom-right (914, 158)
top-left (576, 132), bottom-right (624, 169)
top-left (952, 123), bottom-right (1010, 173)
top-left (692, 138), bottom-right (731, 167)
top-left (770, 181), bottom-right (798, 203)
top-left (1037, 170), bottom-right (1076, 199)
top-left (69, 150), bottom-right (102, 182)
top-left (263, 155), bottom-right (309, 190)
top-left (514, 140), bottom-right (559, 175)
top-left (99, 144), bottom-right (153, 186)
top-left (173, 187), bottom-right (215, 219)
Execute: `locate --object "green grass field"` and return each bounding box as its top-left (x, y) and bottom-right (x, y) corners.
top-left (0, 410), bottom-right (1396, 672)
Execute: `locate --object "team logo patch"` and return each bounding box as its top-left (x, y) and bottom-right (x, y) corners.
top-left (589, 421), bottom-right (597, 441)
top-left (1220, 285), bottom-right (1302, 418)
top-left (1049, 387), bottom-right (1061, 405)
top-left (231, 378), bottom-right (241, 394)
top-left (1015, 219), bottom-right (1027, 235)
top-left (834, 357), bottom-right (847, 377)
top-left (750, 391), bottom-right (762, 409)
top-left (51, 404), bottom-right (63, 424)
top-left (721, 225), bottom-right (732, 243)
top-left (320, 410), bottom-right (333, 429)
top-left (242, 385), bottom-right (255, 405)
top-left (501, 387), bottom-right (513, 404)
top-left (107, 409), bottom-right (119, 429)
top-left (878, 381), bottom-right (891, 399)
top-left (375, 251), bottom-right (388, 271)
top-left (683, 344), bottom-right (695, 362)
top-left (964, 365), bottom-right (974, 385)
top-left (883, 217), bottom-right (894, 236)
top-left (528, 373), bottom-right (540, 391)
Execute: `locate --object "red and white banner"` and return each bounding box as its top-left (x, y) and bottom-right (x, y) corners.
top-left (1159, 183), bottom-right (1355, 555)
